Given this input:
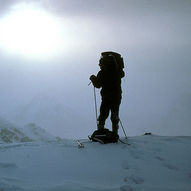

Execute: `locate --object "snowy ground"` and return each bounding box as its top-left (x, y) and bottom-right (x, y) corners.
top-left (0, 135), bottom-right (191, 191)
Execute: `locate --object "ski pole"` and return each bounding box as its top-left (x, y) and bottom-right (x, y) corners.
top-left (119, 118), bottom-right (128, 139)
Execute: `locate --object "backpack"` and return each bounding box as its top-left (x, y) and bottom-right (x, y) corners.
top-left (90, 128), bottom-right (119, 144)
top-left (99, 51), bottom-right (124, 71)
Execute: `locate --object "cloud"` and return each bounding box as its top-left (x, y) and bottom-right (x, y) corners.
top-left (1, 0), bottom-right (191, 48)
top-left (0, 0), bottom-right (20, 17)
top-left (40, 0), bottom-right (191, 47)
top-left (41, 0), bottom-right (191, 18)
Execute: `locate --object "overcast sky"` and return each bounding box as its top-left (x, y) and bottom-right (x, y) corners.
top-left (0, 0), bottom-right (191, 138)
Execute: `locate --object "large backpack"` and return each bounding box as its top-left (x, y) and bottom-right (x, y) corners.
top-left (89, 128), bottom-right (119, 144)
top-left (99, 51), bottom-right (124, 71)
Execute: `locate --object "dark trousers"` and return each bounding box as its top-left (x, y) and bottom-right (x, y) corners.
top-left (98, 94), bottom-right (121, 129)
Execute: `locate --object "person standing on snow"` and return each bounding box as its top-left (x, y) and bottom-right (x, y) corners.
top-left (89, 51), bottom-right (125, 136)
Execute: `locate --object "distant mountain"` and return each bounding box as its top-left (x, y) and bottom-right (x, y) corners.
top-left (0, 116), bottom-right (62, 144)
top-left (21, 123), bottom-right (62, 143)
top-left (2, 95), bottom-right (86, 138)
top-left (0, 117), bottom-right (32, 144)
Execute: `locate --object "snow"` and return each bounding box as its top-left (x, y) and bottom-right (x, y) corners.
top-left (0, 122), bottom-right (191, 191)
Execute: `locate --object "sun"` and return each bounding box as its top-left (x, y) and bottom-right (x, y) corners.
top-left (0, 4), bottom-right (66, 61)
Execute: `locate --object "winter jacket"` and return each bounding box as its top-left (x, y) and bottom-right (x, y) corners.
top-left (90, 68), bottom-right (125, 99)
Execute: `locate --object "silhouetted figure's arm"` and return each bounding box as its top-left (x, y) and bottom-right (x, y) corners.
top-left (89, 71), bottom-right (103, 88)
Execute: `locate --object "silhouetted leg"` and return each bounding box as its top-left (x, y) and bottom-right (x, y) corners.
top-left (110, 96), bottom-right (121, 134)
top-left (97, 99), bottom-right (110, 129)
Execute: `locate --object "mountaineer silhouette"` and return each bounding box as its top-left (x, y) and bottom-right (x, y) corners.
top-left (89, 51), bottom-right (125, 143)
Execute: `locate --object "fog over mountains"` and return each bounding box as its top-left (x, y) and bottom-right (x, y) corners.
top-left (0, 116), bottom-right (62, 144)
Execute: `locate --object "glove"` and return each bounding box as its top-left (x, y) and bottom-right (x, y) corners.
top-left (89, 75), bottom-right (96, 81)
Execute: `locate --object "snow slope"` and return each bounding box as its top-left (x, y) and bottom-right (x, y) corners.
top-left (0, 135), bottom-right (191, 191)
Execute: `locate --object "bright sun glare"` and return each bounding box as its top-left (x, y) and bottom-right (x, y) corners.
top-left (0, 3), bottom-right (66, 61)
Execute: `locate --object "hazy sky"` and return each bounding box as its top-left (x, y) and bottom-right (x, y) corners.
top-left (0, 0), bottom-right (191, 138)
